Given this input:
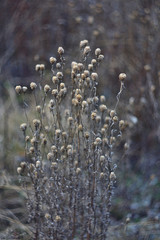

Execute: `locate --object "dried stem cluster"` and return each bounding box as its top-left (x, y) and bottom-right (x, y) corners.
top-left (16, 40), bottom-right (126, 240)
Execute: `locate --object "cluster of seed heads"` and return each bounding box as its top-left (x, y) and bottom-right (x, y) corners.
top-left (16, 41), bottom-right (126, 240)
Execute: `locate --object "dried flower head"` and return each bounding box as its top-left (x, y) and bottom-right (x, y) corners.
top-left (80, 39), bottom-right (88, 49)
top-left (15, 85), bottom-right (22, 94)
top-left (44, 84), bottom-right (51, 94)
top-left (49, 57), bottom-right (56, 64)
top-left (30, 82), bottom-right (37, 90)
top-left (83, 46), bottom-right (91, 55)
top-left (95, 48), bottom-right (101, 56)
top-left (58, 47), bottom-right (64, 55)
top-left (119, 73), bottom-right (127, 81)
top-left (20, 123), bottom-right (27, 131)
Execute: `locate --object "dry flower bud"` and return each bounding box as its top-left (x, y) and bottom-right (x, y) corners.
top-left (52, 76), bottom-right (59, 84)
top-left (100, 95), bottom-right (106, 103)
top-left (78, 124), bottom-right (83, 131)
top-left (80, 40), bottom-right (88, 49)
top-left (110, 110), bottom-right (116, 118)
top-left (119, 120), bottom-right (125, 129)
top-left (95, 137), bottom-right (102, 144)
top-left (35, 64), bottom-right (41, 71)
top-left (17, 167), bottom-right (22, 174)
top-left (51, 162), bottom-right (57, 168)
top-left (119, 73), bottom-right (127, 81)
top-left (36, 105), bottom-right (41, 113)
top-left (22, 86), bottom-right (27, 93)
top-left (45, 213), bottom-right (51, 220)
top-left (100, 155), bottom-right (105, 162)
top-left (110, 136), bottom-right (116, 144)
top-left (36, 160), bottom-right (41, 168)
top-left (33, 119), bottom-right (40, 128)
top-left (113, 116), bottom-right (118, 122)
top-left (100, 172), bottom-right (104, 178)
top-left (20, 162), bottom-right (27, 168)
top-left (83, 46), bottom-right (91, 55)
top-left (144, 64), bottom-right (151, 72)
top-left (58, 47), bottom-right (64, 55)
top-left (44, 84), bottom-right (51, 93)
top-left (77, 63), bottom-right (84, 71)
top-left (88, 64), bottom-right (93, 71)
top-left (91, 72), bottom-right (98, 81)
top-left (30, 82), bottom-right (37, 90)
top-left (82, 101), bottom-right (88, 108)
top-left (76, 168), bottom-right (81, 174)
top-left (60, 83), bottom-right (65, 89)
top-left (15, 85), bottom-right (22, 94)
top-left (95, 48), bottom-right (101, 56)
top-left (51, 145), bottom-right (57, 153)
top-left (30, 137), bottom-right (36, 145)
top-left (56, 63), bottom-right (61, 69)
top-left (20, 123), bottom-right (27, 131)
top-left (91, 59), bottom-right (97, 65)
top-left (55, 215), bottom-right (61, 222)
top-left (99, 104), bottom-right (107, 112)
top-left (47, 152), bottom-right (54, 160)
top-left (91, 111), bottom-right (97, 120)
top-left (56, 72), bottom-right (63, 79)
top-left (25, 136), bottom-right (30, 142)
top-left (49, 57), bottom-right (56, 64)
top-left (76, 94), bottom-right (82, 102)
top-left (55, 129), bottom-right (61, 136)
top-left (110, 172), bottom-right (116, 181)
top-left (98, 54), bottom-right (104, 61)
top-left (29, 147), bottom-right (34, 154)
top-left (40, 64), bottom-right (45, 71)
top-left (124, 142), bottom-right (129, 150)
top-left (52, 89), bottom-right (58, 97)
top-left (101, 128), bottom-right (105, 134)
top-left (105, 117), bottom-right (111, 124)
top-left (84, 132), bottom-right (90, 139)
top-left (96, 116), bottom-right (101, 123)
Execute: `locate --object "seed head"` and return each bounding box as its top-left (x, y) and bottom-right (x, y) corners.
top-left (119, 73), bottom-right (126, 81)
top-left (44, 84), bottom-right (51, 94)
top-left (56, 72), bottom-right (63, 80)
top-left (91, 72), bottom-right (98, 81)
top-left (20, 123), bottom-right (27, 131)
top-left (91, 111), bottom-right (97, 120)
top-left (17, 167), bottom-right (22, 174)
top-left (98, 54), bottom-right (104, 61)
top-left (110, 110), bottom-right (116, 118)
top-left (76, 168), bottom-right (81, 174)
top-left (47, 152), bottom-right (54, 160)
top-left (110, 172), bottom-right (116, 181)
top-left (40, 64), bottom-right (45, 71)
top-left (22, 86), bottom-right (27, 93)
top-left (36, 105), bottom-right (41, 113)
top-left (100, 95), bottom-right (106, 103)
top-left (30, 82), bottom-right (37, 90)
top-left (15, 85), bottom-right (22, 94)
top-left (49, 57), bottom-right (56, 64)
top-left (55, 215), bottom-right (61, 222)
top-left (99, 104), bottom-right (107, 112)
top-left (95, 48), bottom-right (101, 56)
top-left (58, 47), bottom-right (64, 55)
top-left (52, 89), bottom-right (58, 97)
top-left (83, 46), bottom-right (91, 55)
top-left (35, 64), bottom-right (41, 71)
top-left (52, 76), bottom-right (59, 84)
top-left (33, 119), bottom-right (40, 128)
top-left (80, 40), bottom-right (88, 49)
top-left (36, 160), bottom-right (41, 168)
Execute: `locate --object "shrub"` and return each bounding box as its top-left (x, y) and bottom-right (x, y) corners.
top-left (16, 40), bottom-right (126, 240)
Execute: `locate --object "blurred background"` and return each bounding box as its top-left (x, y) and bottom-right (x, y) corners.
top-left (0, 0), bottom-right (160, 239)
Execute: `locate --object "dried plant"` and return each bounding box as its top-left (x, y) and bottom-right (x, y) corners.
top-left (16, 40), bottom-right (126, 240)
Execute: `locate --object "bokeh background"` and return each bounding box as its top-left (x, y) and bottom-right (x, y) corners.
top-left (0, 0), bottom-right (160, 239)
